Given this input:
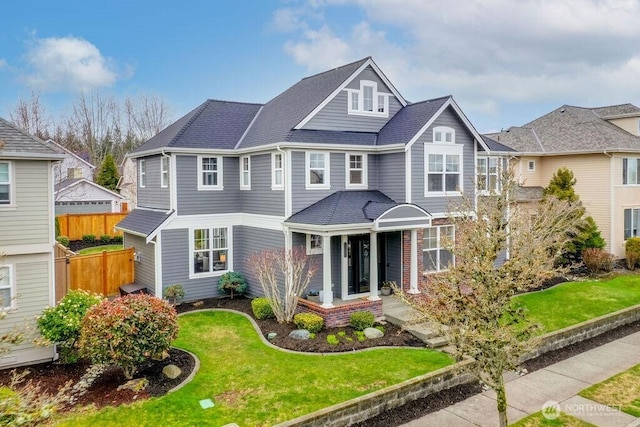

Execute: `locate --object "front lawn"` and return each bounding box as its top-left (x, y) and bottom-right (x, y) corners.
top-left (510, 412), bottom-right (595, 426)
top-left (77, 244), bottom-right (124, 255)
top-left (54, 311), bottom-right (453, 426)
top-left (579, 363), bottom-right (640, 417)
top-left (513, 275), bottom-right (640, 333)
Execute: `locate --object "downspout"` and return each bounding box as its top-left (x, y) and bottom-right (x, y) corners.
top-left (276, 145), bottom-right (291, 218)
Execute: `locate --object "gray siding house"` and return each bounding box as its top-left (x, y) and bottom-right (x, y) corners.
top-left (0, 118), bottom-right (65, 368)
top-left (117, 57), bottom-right (510, 324)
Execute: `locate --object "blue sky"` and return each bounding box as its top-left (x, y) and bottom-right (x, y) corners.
top-left (2, 0), bottom-right (640, 134)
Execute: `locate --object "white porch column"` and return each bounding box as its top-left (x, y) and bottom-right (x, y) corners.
top-left (321, 236), bottom-right (334, 308)
top-left (409, 229), bottom-right (420, 294)
top-left (369, 231), bottom-right (380, 301)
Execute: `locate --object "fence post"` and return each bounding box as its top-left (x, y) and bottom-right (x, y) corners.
top-left (102, 250), bottom-right (108, 296)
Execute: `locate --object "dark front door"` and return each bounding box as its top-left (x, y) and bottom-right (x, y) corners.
top-left (348, 235), bottom-right (370, 295)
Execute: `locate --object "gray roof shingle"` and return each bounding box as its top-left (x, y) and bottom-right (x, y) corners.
top-left (0, 117), bottom-right (64, 159)
top-left (286, 190), bottom-right (397, 226)
top-left (377, 97), bottom-right (450, 145)
top-left (486, 104), bottom-right (640, 154)
top-left (115, 208), bottom-right (173, 237)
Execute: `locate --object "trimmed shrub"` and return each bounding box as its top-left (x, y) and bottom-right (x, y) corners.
top-left (79, 294), bottom-right (179, 379)
top-left (82, 234), bottom-right (96, 244)
top-left (112, 235), bottom-right (123, 243)
top-left (37, 290), bottom-right (104, 363)
top-left (251, 297), bottom-right (274, 320)
top-left (293, 312), bottom-right (324, 333)
top-left (163, 284), bottom-right (185, 305)
top-left (349, 311), bottom-right (375, 331)
top-left (56, 236), bottom-right (70, 248)
top-left (100, 235), bottom-right (111, 244)
top-left (626, 237), bottom-right (640, 270)
top-left (217, 271), bottom-right (247, 299)
top-left (582, 248), bottom-right (614, 274)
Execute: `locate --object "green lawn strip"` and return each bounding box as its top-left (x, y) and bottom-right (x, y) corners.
top-left (578, 363), bottom-right (640, 417)
top-left (513, 275), bottom-right (640, 333)
top-left (77, 245), bottom-right (124, 255)
top-left (510, 412), bottom-right (596, 427)
top-left (54, 311), bottom-right (453, 426)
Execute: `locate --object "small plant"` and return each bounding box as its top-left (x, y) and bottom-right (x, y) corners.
top-left (582, 248), bottom-right (614, 274)
top-left (337, 331), bottom-right (346, 337)
top-left (100, 234), bottom-right (111, 244)
top-left (293, 312), bottom-right (324, 333)
top-left (79, 294), bottom-right (179, 379)
top-left (309, 333), bottom-right (316, 339)
top-left (251, 297), bottom-right (275, 320)
top-left (326, 334), bottom-right (339, 345)
top-left (626, 237), bottom-right (640, 270)
top-left (56, 236), bottom-right (70, 247)
top-left (217, 271), bottom-right (247, 299)
top-left (349, 311), bottom-right (375, 331)
top-left (355, 330), bottom-right (367, 342)
top-left (163, 284), bottom-right (185, 305)
top-left (37, 290), bottom-right (104, 364)
top-left (375, 325), bottom-right (386, 334)
top-left (112, 235), bottom-right (123, 243)
top-left (82, 234), bottom-right (96, 244)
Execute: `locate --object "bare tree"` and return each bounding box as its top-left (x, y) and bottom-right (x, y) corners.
top-left (9, 90), bottom-right (52, 140)
top-left (397, 168), bottom-right (583, 427)
top-left (249, 246), bottom-right (318, 323)
top-left (125, 94), bottom-right (172, 141)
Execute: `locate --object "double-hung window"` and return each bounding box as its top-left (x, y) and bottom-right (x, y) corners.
top-left (0, 162), bottom-right (11, 205)
top-left (0, 264), bottom-right (14, 310)
top-left (139, 159), bottom-right (146, 188)
top-left (161, 157), bottom-right (169, 188)
top-left (623, 158), bottom-right (640, 185)
top-left (347, 80), bottom-right (389, 117)
top-left (346, 153), bottom-right (367, 188)
top-left (192, 227), bottom-right (229, 275)
top-left (425, 127), bottom-right (462, 195)
top-left (240, 156), bottom-right (250, 190)
top-left (423, 226), bottom-right (454, 273)
top-left (306, 152), bottom-right (329, 189)
top-left (198, 156), bottom-right (223, 190)
top-left (477, 156), bottom-right (501, 193)
top-left (272, 153), bottom-right (284, 189)
top-left (306, 234), bottom-right (323, 255)
top-left (624, 208), bottom-right (640, 240)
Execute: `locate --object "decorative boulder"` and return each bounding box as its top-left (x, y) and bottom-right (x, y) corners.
top-left (117, 378), bottom-right (149, 392)
top-left (162, 364), bottom-right (182, 379)
top-left (364, 327), bottom-right (384, 339)
top-left (289, 329), bottom-right (311, 340)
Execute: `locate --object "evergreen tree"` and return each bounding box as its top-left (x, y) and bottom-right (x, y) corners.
top-left (95, 153), bottom-right (120, 191)
top-left (543, 167), bottom-right (579, 202)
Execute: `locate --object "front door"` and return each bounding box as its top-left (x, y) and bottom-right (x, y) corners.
top-left (348, 235), bottom-right (370, 295)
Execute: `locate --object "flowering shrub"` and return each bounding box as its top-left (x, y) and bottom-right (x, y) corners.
top-left (79, 294), bottom-right (179, 379)
top-left (37, 290), bottom-right (104, 363)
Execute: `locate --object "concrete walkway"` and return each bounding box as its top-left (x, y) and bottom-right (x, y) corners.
top-left (401, 330), bottom-right (640, 427)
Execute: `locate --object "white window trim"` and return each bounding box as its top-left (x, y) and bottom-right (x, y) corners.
top-left (527, 160), bottom-right (536, 171)
top-left (197, 155), bottom-right (224, 191)
top-left (423, 226), bottom-right (455, 274)
top-left (433, 126), bottom-right (456, 144)
top-left (424, 143), bottom-right (464, 197)
top-left (161, 157), bottom-right (169, 188)
top-left (346, 80), bottom-right (390, 118)
top-left (189, 227), bottom-right (231, 279)
top-left (306, 234), bottom-right (323, 255)
top-left (345, 153), bottom-right (368, 189)
top-left (139, 159), bottom-right (146, 188)
top-left (477, 156), bottom-right (502, 195)
top-left (240, 155), bottom-right (251, 190)
top-left (271, 153), bottom-right (284, 190)
top-left (624, 207), bottom-right (640, 240)
top-left (622, 157), bottom-right (640, 186)
top-left (0, 161), bottom-right (15, 208)
top-left (0, 264), bottom-right (16, 311)
top-left (305, 152), bottom-right (330, 190)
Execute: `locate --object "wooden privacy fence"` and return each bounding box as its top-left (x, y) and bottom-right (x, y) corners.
top-left (57, 212), bottom-right (128, 240)
top-left (55, 244), bottom-right (135, 300)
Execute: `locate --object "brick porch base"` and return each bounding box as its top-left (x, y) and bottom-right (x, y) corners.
top-left (297, 298), bottom-right (383, 328)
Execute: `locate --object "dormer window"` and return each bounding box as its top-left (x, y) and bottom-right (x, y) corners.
top-left (433, 126), bottom-right (455, 144)
top-left (347, 80), bottom-right (389, 117)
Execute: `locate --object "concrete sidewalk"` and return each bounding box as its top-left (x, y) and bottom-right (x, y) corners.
top-left (402, 331), bottom-right (640, 427)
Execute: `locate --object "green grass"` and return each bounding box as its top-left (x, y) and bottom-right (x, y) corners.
top-left (77, 244), bottom-right (124, 255)
top-left (579, 363), bottom-right (640, 417)
top-left (513, 275), bottom-right (640, 333)
top-left (510, 412), bottom-right (595, 426)
top-left (54, 311), bottom-right (453, 426)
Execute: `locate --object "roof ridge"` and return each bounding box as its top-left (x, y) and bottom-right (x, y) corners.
top-left (0, 116), bottom-right (61, 154)
top-left (299, 57), bottom-right (371, 82)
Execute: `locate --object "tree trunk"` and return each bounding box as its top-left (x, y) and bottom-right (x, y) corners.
top-left (496, 382), bottom-right (508, 427)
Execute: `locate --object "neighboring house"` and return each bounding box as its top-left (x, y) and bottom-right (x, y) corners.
top-left (486, 103), bottom-right (640, 259)
top-left (116, 57), bottom-right (510, 325)
top-left (116, 156), bottom-right (137, 210)
top-left (0, 117), bottom-right (65, 368)
top-left (48, 140), bottom-right (128, 214)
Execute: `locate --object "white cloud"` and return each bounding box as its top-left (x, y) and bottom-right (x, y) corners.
top-left (23, 36), bottom-right (119, 91)
top-left (277, 0), bottom-right (640, 126)
top-left (0, 59), bottom-right (7, 69)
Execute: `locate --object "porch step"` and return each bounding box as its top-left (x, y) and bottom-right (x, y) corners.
top-left (424, 336), bottom-right (449, 348)
top-left (404, 323), bottom-right (440, 342)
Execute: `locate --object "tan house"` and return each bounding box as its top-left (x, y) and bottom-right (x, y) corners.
top-left (487, 104), bottom-right (640, 259)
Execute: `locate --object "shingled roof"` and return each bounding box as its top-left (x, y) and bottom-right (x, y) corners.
top-left (377, 97), bottom-right (450, 145)
top-left (486, 104), bottom-right (640, 154)
top-left (0, 117), bottom-right (64, 159)
top-left (116, 208), bottom-right (173, 238)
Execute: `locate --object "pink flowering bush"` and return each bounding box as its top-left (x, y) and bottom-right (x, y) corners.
top-left (79, 294), bottom-right (179, 379)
